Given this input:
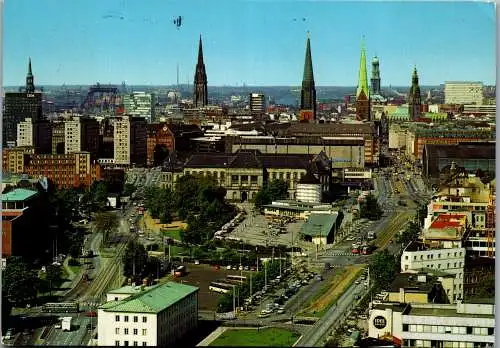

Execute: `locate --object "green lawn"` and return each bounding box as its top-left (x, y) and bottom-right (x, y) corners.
top-left (162, 228), bottom-right (183, 241)
top-left (209, 328), bottom-right (300, 347)
top-left (68, 264), bottom-right (81, 276)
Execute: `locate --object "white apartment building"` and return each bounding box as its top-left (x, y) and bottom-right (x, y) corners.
top-left (249, 93), bottom-right (265, 116)
top-left (296, 173), bottom-right (322, 203)
top-left (368, 301), bottom-right (495, 348)
top-left (401, 242), bottom-right (465, 303)
top-left (16, 118), bottom-right (33, 147)
top-left (114, 117), bottom-right (131, 165)
top-left (98, 282), bottom-right (198, 347)
top-left (444, 82), bottom-right (483, 105)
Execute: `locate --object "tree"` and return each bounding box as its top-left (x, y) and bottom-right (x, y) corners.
top-left (92, 181), bottom-right (109, 211)
top-left (122, 241), bottom-right (149, 279)
top-left (95, 212), bottom-right (119, 245)
top-left (123, 183), bottom-right (137, 197)
top-left (2, 258), bottom-right (38, 307)
top-left (360, 193), bottom-right (383, 220)
top-left (254, 179), bottom-right (288, 210)
top-left (46, 264), bottom-right (62, 288)
top-left (397, 221), bottom-right (420, 248)
top-left (69, 243), bottom-right (81, 259)
top-left (370, 250), bottom-right (398, 290)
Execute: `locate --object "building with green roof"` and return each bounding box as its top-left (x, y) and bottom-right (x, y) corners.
top-left (300, 213), bottom-right (341, 245)
top-left (98, 281), bottom-right (199, 347)
top-left (2, 188), bottom-right (38, 209)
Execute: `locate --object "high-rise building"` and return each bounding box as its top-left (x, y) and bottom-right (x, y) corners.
top-left (408, 66), bottom-right (422, 121)
top-left (64, 117), bottom-right (100, 156)
top-left (356, 41), bottom-right (370, 121)
top-left (193, 35), bottom-right (208, 107)
top-left (249, 93), bottom-right (266, 119)
top-left (370, 56), bottom-right (381, 95)
top-left (17, 118), bottom-right (33, 147)
top-left (299, 33), bottom-right (316, 122)
top-left (444, 82), bottom-right (484, 105)
top-left (113, 116), bottom-right (147, 166)
top-left (122, 92), bottom-right (155, 122)
top-left (3, 58), bottom-right (43, 147)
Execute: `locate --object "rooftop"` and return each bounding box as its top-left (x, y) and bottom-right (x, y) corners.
top-left (107, 285), bottom-right (156, 295)
top-left (2, 188), bottom-right (38, 202)
top-left (388, 273), bottom-right (437, 294)
top-left (300, 213), bottom-right (339, 237)
top-left (407, 306), bottom-right (493, 319)
top-left (100, 282), bottom-right (198, 314)
top-left (429, 214), bottom-right (466, 230)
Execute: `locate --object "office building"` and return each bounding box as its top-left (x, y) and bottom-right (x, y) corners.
top-left (368, 301), bottom-right (495, 347)
top-left (3, 58), bottom-right (43, 147)
top-left (123, 92), bottom-right (155, 123)
top-left (444, 82), bottom-right (483, 105)
top-left (193, 35), bottom-right (208, 107)
top-left (299, 33), bottom-right (316, 122)
top-left (98, 282), bottom-right (199, 347)
top-left (408, 67), bottom-right (422, 121)
top-left (296, 172), bottom-right (322, 203)
top-left (16, 118), bottom-right (33, 147)
top-left (64, 117), bottom-right (100, 156)
top-left (114, 116), bottom-right (147, 166)
top-left (249, 93), bottom-right (266, 119)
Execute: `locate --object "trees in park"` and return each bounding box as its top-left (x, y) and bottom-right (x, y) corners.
top-left (254, 179), bottom-right (288, 210)
top-left (369, 249), bottom-right (398, 290)
top-left (94, 212), bottom-right (119, 246)
top-left (359, 193), bottom-right (383, 220)
top-left (122, 241), bottom-right (149, 279)
top-left (3, 257), bottom-right (39, 307)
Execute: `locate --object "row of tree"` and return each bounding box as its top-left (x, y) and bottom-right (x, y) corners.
top-left (143, 175), bottom-right (237, 246)
top-left (254, 180), bottom-right (289, 210)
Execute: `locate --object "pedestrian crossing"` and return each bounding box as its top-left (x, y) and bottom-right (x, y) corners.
top-left (322, 252), bottom-right (352, 257)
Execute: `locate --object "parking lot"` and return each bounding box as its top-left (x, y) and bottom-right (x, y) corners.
top-left (224, 206), bottom-right (305, 248)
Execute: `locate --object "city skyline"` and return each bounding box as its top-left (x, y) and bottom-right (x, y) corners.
top-left (5, 0), bottom-right (496, 87)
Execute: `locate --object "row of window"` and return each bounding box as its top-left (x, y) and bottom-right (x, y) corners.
top-left (115, 340), bottom-right (147, 346)
top-left (403, 324), bottom-right (494, 336)
top-left (115, 327), bottom-right (147, 336)
top-left (115, 315), bottom-right (147, 323)
top-left (407, 251), bottom-right (463, 261)
top-left (403, 339), bottom-right (492, 348)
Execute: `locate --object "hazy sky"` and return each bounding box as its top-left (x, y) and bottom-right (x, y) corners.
top-left (4, 0), bottom-right (496, 86)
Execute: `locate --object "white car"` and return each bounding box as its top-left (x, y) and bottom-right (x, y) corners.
top-left (226, 265), bottom-right (232, 270)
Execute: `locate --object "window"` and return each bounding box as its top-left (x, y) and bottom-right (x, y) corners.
top-left (142, 329), bottom-right (147, 336)
top-left (241, 175), bottom-right (248, 182)
top-left (125, 328), bottom-right (129, 335)
top-left (231, 175), bottom-right (238, 183)
top-left (134, 342), bottom-right (138, 346)
top-left (488, 327), bottom-right (494, 335)
top-left (142, 343), bottom-right (147, 347)
top-left (115, 297), bottom-right (119, 301)
top-left (115, 328), bottom-right (120, 334)
top-left (115, 315), bottom-right (120, 322)
top-left (125, 315), bottom-right (129, 322)
top-left (134, 329), bottom-right (138, 335)
top-left (405, 256), bottom-right (408, 260)
top-left (115, 341), bottom-right (120, 346)
top-left (403, 324), bottom-right (409, 331)
top-left (133, 316), bottom-right (138, 323)
top-left (142, 317), bottom-right (146, 323)
top-left (124, 341), bottom-right (129, 347)
top-left (251, 175), bottom-right (258, 183)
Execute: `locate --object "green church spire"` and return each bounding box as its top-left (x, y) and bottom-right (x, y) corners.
top-left (356, 38), bottom-right (369, 98)
top-left (302, 32), bottom-right (314, 83)
top-left (26, 57), bottom-right (35, 93)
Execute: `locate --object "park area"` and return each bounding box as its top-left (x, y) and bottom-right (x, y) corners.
top-left (209, 327), bottom-right (300, 347)
top-left (299, 264), bottom-right (365, 317)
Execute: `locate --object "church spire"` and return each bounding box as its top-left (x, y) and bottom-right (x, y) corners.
top-left (26, 57), bottom-right (35, 93)
top-left (299, 32), bottom-right (316, 122)
top-left (193, 35), bottom-right (208, 107)
top-left (408, 65), bottom-right (422, 121)
top-left (356, 38), bottom-right (369, 99)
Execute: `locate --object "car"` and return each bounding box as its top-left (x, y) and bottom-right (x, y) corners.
top-left (244, 266), bottom-right (250, 271)
top-left (355, 280), bottom-right (360, 284)
top-left (54, 323), bottom-right (62, 329)
top-left (277, 309), bottom-right (285, 314)
top-left (194, 260), bottom-right (200, 265)
top-left (4, 329), bottom-right (14, 340)
top-left (226, 265), bottom-right (232, 270)
top-left (238, 265), bottom-right (244, 271)
top-left (86, 311), bottom-right (97, 317)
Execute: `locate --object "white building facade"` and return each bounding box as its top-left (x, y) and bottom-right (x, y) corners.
top-left (368, 302), bottom-right (495, 348)
top-left (296, 183), bottom-right (322, 203)
top-left (64, 118), bottom-right (82, 154)
top-left (98, 282), bottom-right (198, 347)
top-left (16, 118), bottom-right (33, 147)
top-left (444, 82), bottom-right (483, 105)
top-left (114, 117), bottom-right (131, 165)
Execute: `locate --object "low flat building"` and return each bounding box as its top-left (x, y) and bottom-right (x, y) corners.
top-left (368, 301), bottom-right (495, 347)
top-left (300, 213), bottom-right (340, 245)
top-left (98, 282), bottom-right (199, 347)
top-left (387, 273), bottom-right (448, 304)
top-left (263, 200), bottom-right (335, 220)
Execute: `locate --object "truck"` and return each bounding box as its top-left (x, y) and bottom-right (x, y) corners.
top-left (62, 317), bottom-right (72, 332)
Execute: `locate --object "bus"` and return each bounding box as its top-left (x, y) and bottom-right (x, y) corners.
top-left (42, 302), bottom-right (80, 313)
top-left (226, 275), bottom-right (247, 282)
top-left (208, 282), bottom-right (235, 294)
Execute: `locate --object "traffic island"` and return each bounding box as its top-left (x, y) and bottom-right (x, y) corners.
top-left (206, 327), bottom-right (300, 347)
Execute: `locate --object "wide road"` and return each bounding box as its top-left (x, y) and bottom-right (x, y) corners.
top-left (294, 280), bottom-right (366, 347)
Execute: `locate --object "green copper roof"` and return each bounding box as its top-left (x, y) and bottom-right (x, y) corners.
top-left (300, 213), bottom-right (338, 237)
top-left (2, 188), bottom-right (38, 202)
top-left (356, 40), bottom-right (369, 98)
top-left (100, 282), bottom-right (198, 314)
top-left (302, 34), bottom-right (315, 83)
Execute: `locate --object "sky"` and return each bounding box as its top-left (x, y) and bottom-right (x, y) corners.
top-left (4, 0), bottom-right (497, 87)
